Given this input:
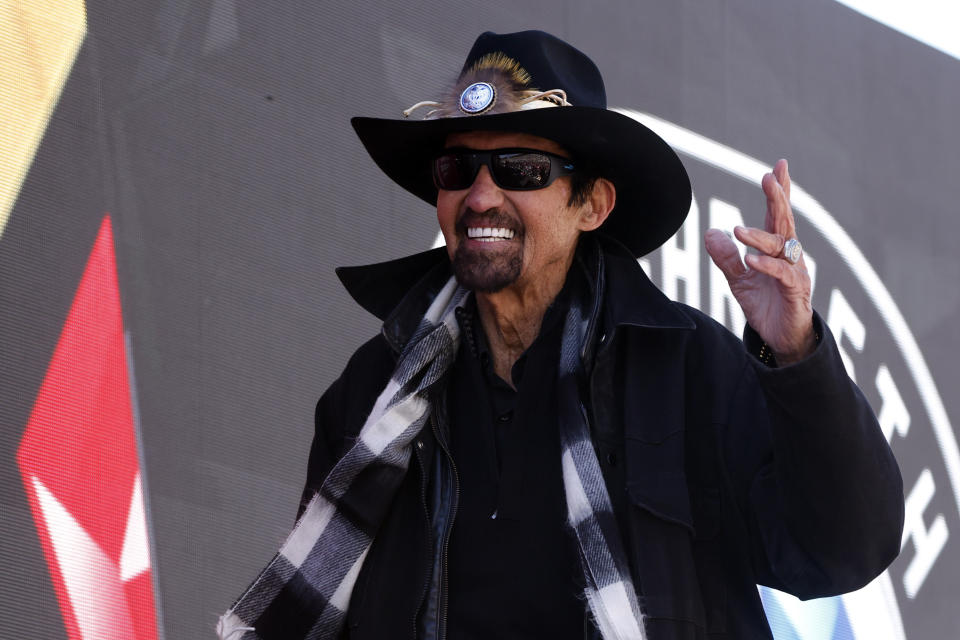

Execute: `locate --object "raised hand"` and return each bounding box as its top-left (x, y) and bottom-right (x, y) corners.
top-left (704, 159), bottom-right (816, 365)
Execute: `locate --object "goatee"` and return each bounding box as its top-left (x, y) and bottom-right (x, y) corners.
top-left (452, 248), bottom-right (522, 293)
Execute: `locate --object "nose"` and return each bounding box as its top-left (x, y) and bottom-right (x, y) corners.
top-left (462, 165), bottom-right (504, 212)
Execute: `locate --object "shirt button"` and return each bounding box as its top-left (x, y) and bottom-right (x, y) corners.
top-left (606, 451), bottom-right (618, 467)
top-left (497, 411), bottom-right (513, 423)
top-left (416, 440), bottom-right (424, 449)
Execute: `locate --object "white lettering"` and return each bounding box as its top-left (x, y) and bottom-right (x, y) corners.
top-left (708, 198), bottom-right (746, 335)
top-left (826, 288), bottom-right (865, 382)
top-left (875, 364), bottom-right (911, 443)
top-left (901, 468), bottom-right (948, 599)
top-left (661, 196), bottom-right (700, 308)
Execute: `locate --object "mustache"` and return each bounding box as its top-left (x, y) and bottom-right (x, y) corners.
top-left (455, 208), bottom-right (523, 236)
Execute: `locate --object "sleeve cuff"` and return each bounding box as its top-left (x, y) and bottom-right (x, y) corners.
top-left (743, 313), bottom-right (824, 369)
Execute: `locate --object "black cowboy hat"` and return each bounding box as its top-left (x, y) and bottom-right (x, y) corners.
top-left (351, 30), bottom-right (691, 258)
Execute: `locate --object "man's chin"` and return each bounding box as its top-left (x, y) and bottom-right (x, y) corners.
top-left (451, 249), bottom-right (522, 293)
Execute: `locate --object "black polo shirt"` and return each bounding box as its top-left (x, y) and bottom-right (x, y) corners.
top-left (444, 293), bottom-right (584, 639)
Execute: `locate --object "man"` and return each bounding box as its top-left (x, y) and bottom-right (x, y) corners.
top-left (220, 30), bottom-right (903, 640)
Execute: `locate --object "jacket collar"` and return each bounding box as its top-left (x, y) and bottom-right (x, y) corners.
top-left (336, 234), bottom-right (694, 353)
top-left (597, 236), bottom-right (696, 331)
top-left (336, 247), bottom-right (454, 353)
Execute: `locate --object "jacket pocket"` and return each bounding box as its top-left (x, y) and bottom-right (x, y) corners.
top-left (624, 429), bottom-right (694, 534)
top-left (622, 437), bottom-right (705, 627)
top-left (624, 434), bottom-right (727, 633)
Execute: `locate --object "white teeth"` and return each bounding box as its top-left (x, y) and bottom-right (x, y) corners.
top-left (466, 227), bottom-right (515, 239)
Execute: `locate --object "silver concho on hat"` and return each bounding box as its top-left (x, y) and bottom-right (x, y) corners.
top-left (459, 82), bottom-right (496, 114)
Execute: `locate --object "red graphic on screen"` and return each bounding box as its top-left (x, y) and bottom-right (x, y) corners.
top-left (17, 216), bottom-right (159, 640)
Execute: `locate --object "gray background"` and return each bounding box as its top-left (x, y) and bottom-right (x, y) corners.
top-left (1, 1), bottom-right (958, 638)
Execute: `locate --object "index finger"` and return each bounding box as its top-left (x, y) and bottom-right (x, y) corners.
top-left (762, 158), bottom-right (797, 239)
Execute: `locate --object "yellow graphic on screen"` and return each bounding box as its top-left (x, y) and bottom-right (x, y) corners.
top-left (0, 1), bottom-right (87, 240)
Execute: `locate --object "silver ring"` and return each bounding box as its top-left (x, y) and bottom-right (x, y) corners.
top-left (783, 238), bottom-right (802, 264)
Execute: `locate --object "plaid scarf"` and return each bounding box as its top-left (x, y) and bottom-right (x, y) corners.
top-left (556, 270), bottom-right (646, 640)
top-left (219, 256), bottom-right (646, 639)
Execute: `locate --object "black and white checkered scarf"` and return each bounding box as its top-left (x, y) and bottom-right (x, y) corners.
top-left (218, 257), bottom-right (646, 639)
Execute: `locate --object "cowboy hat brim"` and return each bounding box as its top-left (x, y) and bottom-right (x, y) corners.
top-left (351, 106), bottom-right (691, 258)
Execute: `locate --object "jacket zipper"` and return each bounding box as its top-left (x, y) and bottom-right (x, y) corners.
top-left (433, 412), bottom-right (460, 640)
top-left (411, 437), bottom-right (432, 639)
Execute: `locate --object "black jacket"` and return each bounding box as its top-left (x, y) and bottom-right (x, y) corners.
top-left (301, 238), bottom-right (904, 639)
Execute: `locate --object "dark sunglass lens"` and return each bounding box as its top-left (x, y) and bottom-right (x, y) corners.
top-left (434, 154), bottom-right (476, 190)
top-left (493, 152), bottom-right (552, 189)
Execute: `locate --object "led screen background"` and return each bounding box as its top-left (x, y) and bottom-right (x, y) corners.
top-left (1, 1), bottom-right (958, 638)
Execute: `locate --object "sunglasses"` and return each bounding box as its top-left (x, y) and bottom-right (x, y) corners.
top-left (432, 148), bottom-right (576, 191)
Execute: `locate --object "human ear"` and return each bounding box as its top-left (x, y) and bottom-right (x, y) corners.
top-left (579, 178), bottom-right (616, 231)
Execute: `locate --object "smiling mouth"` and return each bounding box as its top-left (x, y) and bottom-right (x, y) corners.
top-left (465, 226), bottom-right (516, 242)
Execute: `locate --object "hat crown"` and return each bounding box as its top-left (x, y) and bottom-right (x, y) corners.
top-left (460, 31), bottom-right (607, 109)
